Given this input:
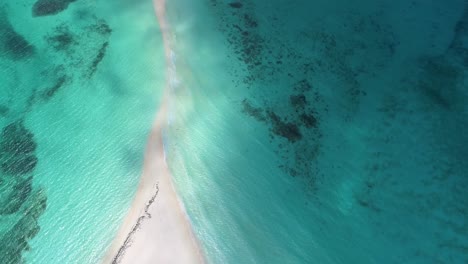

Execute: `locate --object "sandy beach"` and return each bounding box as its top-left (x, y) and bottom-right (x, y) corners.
top-left (101, 1), bottom-right (205, 263)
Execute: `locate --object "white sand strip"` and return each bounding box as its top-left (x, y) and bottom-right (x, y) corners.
top-left (101, 0), bottom-right (205, 263)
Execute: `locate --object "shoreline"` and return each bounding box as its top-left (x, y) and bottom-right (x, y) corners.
top-left (101, 0), bottom-right (205, 263)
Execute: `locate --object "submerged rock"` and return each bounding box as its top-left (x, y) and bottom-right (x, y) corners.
top-left (46, 24), bottom-right (76, 51)
top-left (290, 94), bottom-right (307, 109)
top-left (87, 41), bottom-right (109, 78)
top-left (0, 121), bottom-right (39, 175)
top-left (229, 2), bottom-right (243, 9)
top-left (0, 189), bottom-right (47, 263)
top-left (299, 113), bottom-right (317, 128)
top-left (2, 155), bottom-right (38, 175)
top-left (0, 11), bottom-right (35, 60)
top-left (42, 75), bottom-right (68, 100)
top-left (2, 30), bottom-right (35, 60)
top-left (0, 177), bottom-right (33, 215)
top-left (242, 99), bottom-right (266, 122)
top-left (85, 20), bottom-right (112, 78)
top-left (32, 0), bottom-right (79, 17)
top-left (267, 110), bottom-right (302, 142)
top-left (1, 121), bottom-right (37, 155)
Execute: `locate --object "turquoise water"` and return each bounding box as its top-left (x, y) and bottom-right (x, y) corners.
top-left (0, 0), bottom-right (163, 263)
top-left (1, 0), bottom-right (467, 263)
top-left (164, 1), bottom-right (468, 263)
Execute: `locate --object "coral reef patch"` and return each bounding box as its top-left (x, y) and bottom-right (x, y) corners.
top-left (0, 10), bottom-right (35, 60)
top-left (32, 0), bottom-right (79, 17)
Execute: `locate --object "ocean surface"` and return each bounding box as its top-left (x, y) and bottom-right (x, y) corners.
top-left (1, 0), bottom-right (467, 263)
top-left (0, 0), bottom-right (163, 263)
top-left (164, 0), bottom-right (468, 264)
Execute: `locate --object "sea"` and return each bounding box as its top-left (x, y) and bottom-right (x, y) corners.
top-left (1, 0), bottom-right (467, 264)
top-left (0, 0), bottom-right (163, 263)
top-left (164, 1), bottom-right (468, 264)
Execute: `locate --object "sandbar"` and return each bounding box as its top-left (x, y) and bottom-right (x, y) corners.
top-left (101, 1), bottom-right (205, 263)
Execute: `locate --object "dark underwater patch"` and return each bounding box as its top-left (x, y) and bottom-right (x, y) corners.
top-left (210, 2), bottom-right (329, 190)
top-left (42, 75), bottom-right (68, 100)
top-left (299, 113), bottom-right (317, 128)
top-left (0, 177), bottom-right (33, 215)
top-left (0, 119), bottom-right (45, 261)
top-left (267, 110), bottom-right (302, 142)
top-left (229, 2), bottom-right (243, 9)
top-left (87, 41), bottom-right (109, 78)
top-left (242, 99), bottom-right (266, 122)
top-left (2, 155), bottom-right (38, 175)
top-left (290, 94), bottom-right (307, 109)
top-left (1, 121), bottom-right (37, 155)
top-left (0, 121), bottom-right (39, 176)
top-left (293, 79), bottom-right (312, 93)
top-left (417, 57), bottom-right (461, 109)
top-left (0, 15), bottom-right (35, 60)
top-left (0, 189), bottom-right (47, 263)
top-left (89, 19), bottom-right (113, 36)
top-left (85, 20), bottom-right (112, 78)
top-left (0, 105), bottom-right (9, 116)
top-left (32, 0), bottom-right (79, 17)
top-left (46, 24), bottom-right (76, 51)
top-left (2, 31), bottom-right (35, 60)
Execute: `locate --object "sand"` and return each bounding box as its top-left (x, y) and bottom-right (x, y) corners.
top-left (101, 1), bottom-right (205, 263)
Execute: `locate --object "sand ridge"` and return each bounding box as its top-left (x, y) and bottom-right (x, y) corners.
top-left (101, 0), bottom-right (205, 263)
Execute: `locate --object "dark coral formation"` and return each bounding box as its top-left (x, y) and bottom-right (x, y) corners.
top-left (2, 155), bottom-right (38, 175)
top-left (0, 3), bottom-right (115, 263)
top-left (0, 120), bottom-right (39, 215)
top-left (0, 177), bottom-right (33, 215)
top-left (299, 113), bottom-right (317, 128)
top-left (290, 94), bottom-right (307, 109)
top-left (84, 20), bottom-right (112, 78)
top-left (0, 12), bottom-right (35, 60)
top-left (0, 120), bottom-right (46, 262)
top-left (207, 1), bottom-right (327, 187)
top-left (87, 41), bottom-right (109, 78)
top-left (42, 75), bottom-right (68, 100)
top-left (243, 98), bottom-right (314, 143)
top-left (89, 19), bottom-right (113, 36)
top-left (210, 1), bottom-right (468, 261)
top-left (37, 18), bottom-right (112, 105)
top-left (207, 0), bottom-right (395, 192)
top-left (46, 24), bottom-right (76, 51)
top-left (229, 2), bottom-right (243, 9)
top-left (2, 30), bottom-right (35, 60)
top-left (0, 189), bottom-right (47, 263)
top-left (1, 121), bottom-right (37, 156)
top-left (266, 110), bottom-right (302, 142)
top-left (32, 0), bottom-right (79, 17)
top-left (241, 99), bottom-right (266, 122)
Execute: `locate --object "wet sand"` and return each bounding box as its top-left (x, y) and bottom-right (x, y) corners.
top-left (101, 0), bottom-right (204, 263)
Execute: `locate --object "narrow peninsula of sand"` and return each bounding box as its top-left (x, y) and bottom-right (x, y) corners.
top-left (101, 1), bottom-right (204, 263)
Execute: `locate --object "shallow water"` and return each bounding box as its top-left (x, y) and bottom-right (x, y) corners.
top-left (1, 0), bottom-right (467, 263)
top-left (0, 0), bottom-right (163, 263)
top-left (164, 1), bottom-right (468, 263)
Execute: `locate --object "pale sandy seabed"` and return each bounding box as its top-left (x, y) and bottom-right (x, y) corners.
top-left (101, 1), bottom-right (205, 263)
